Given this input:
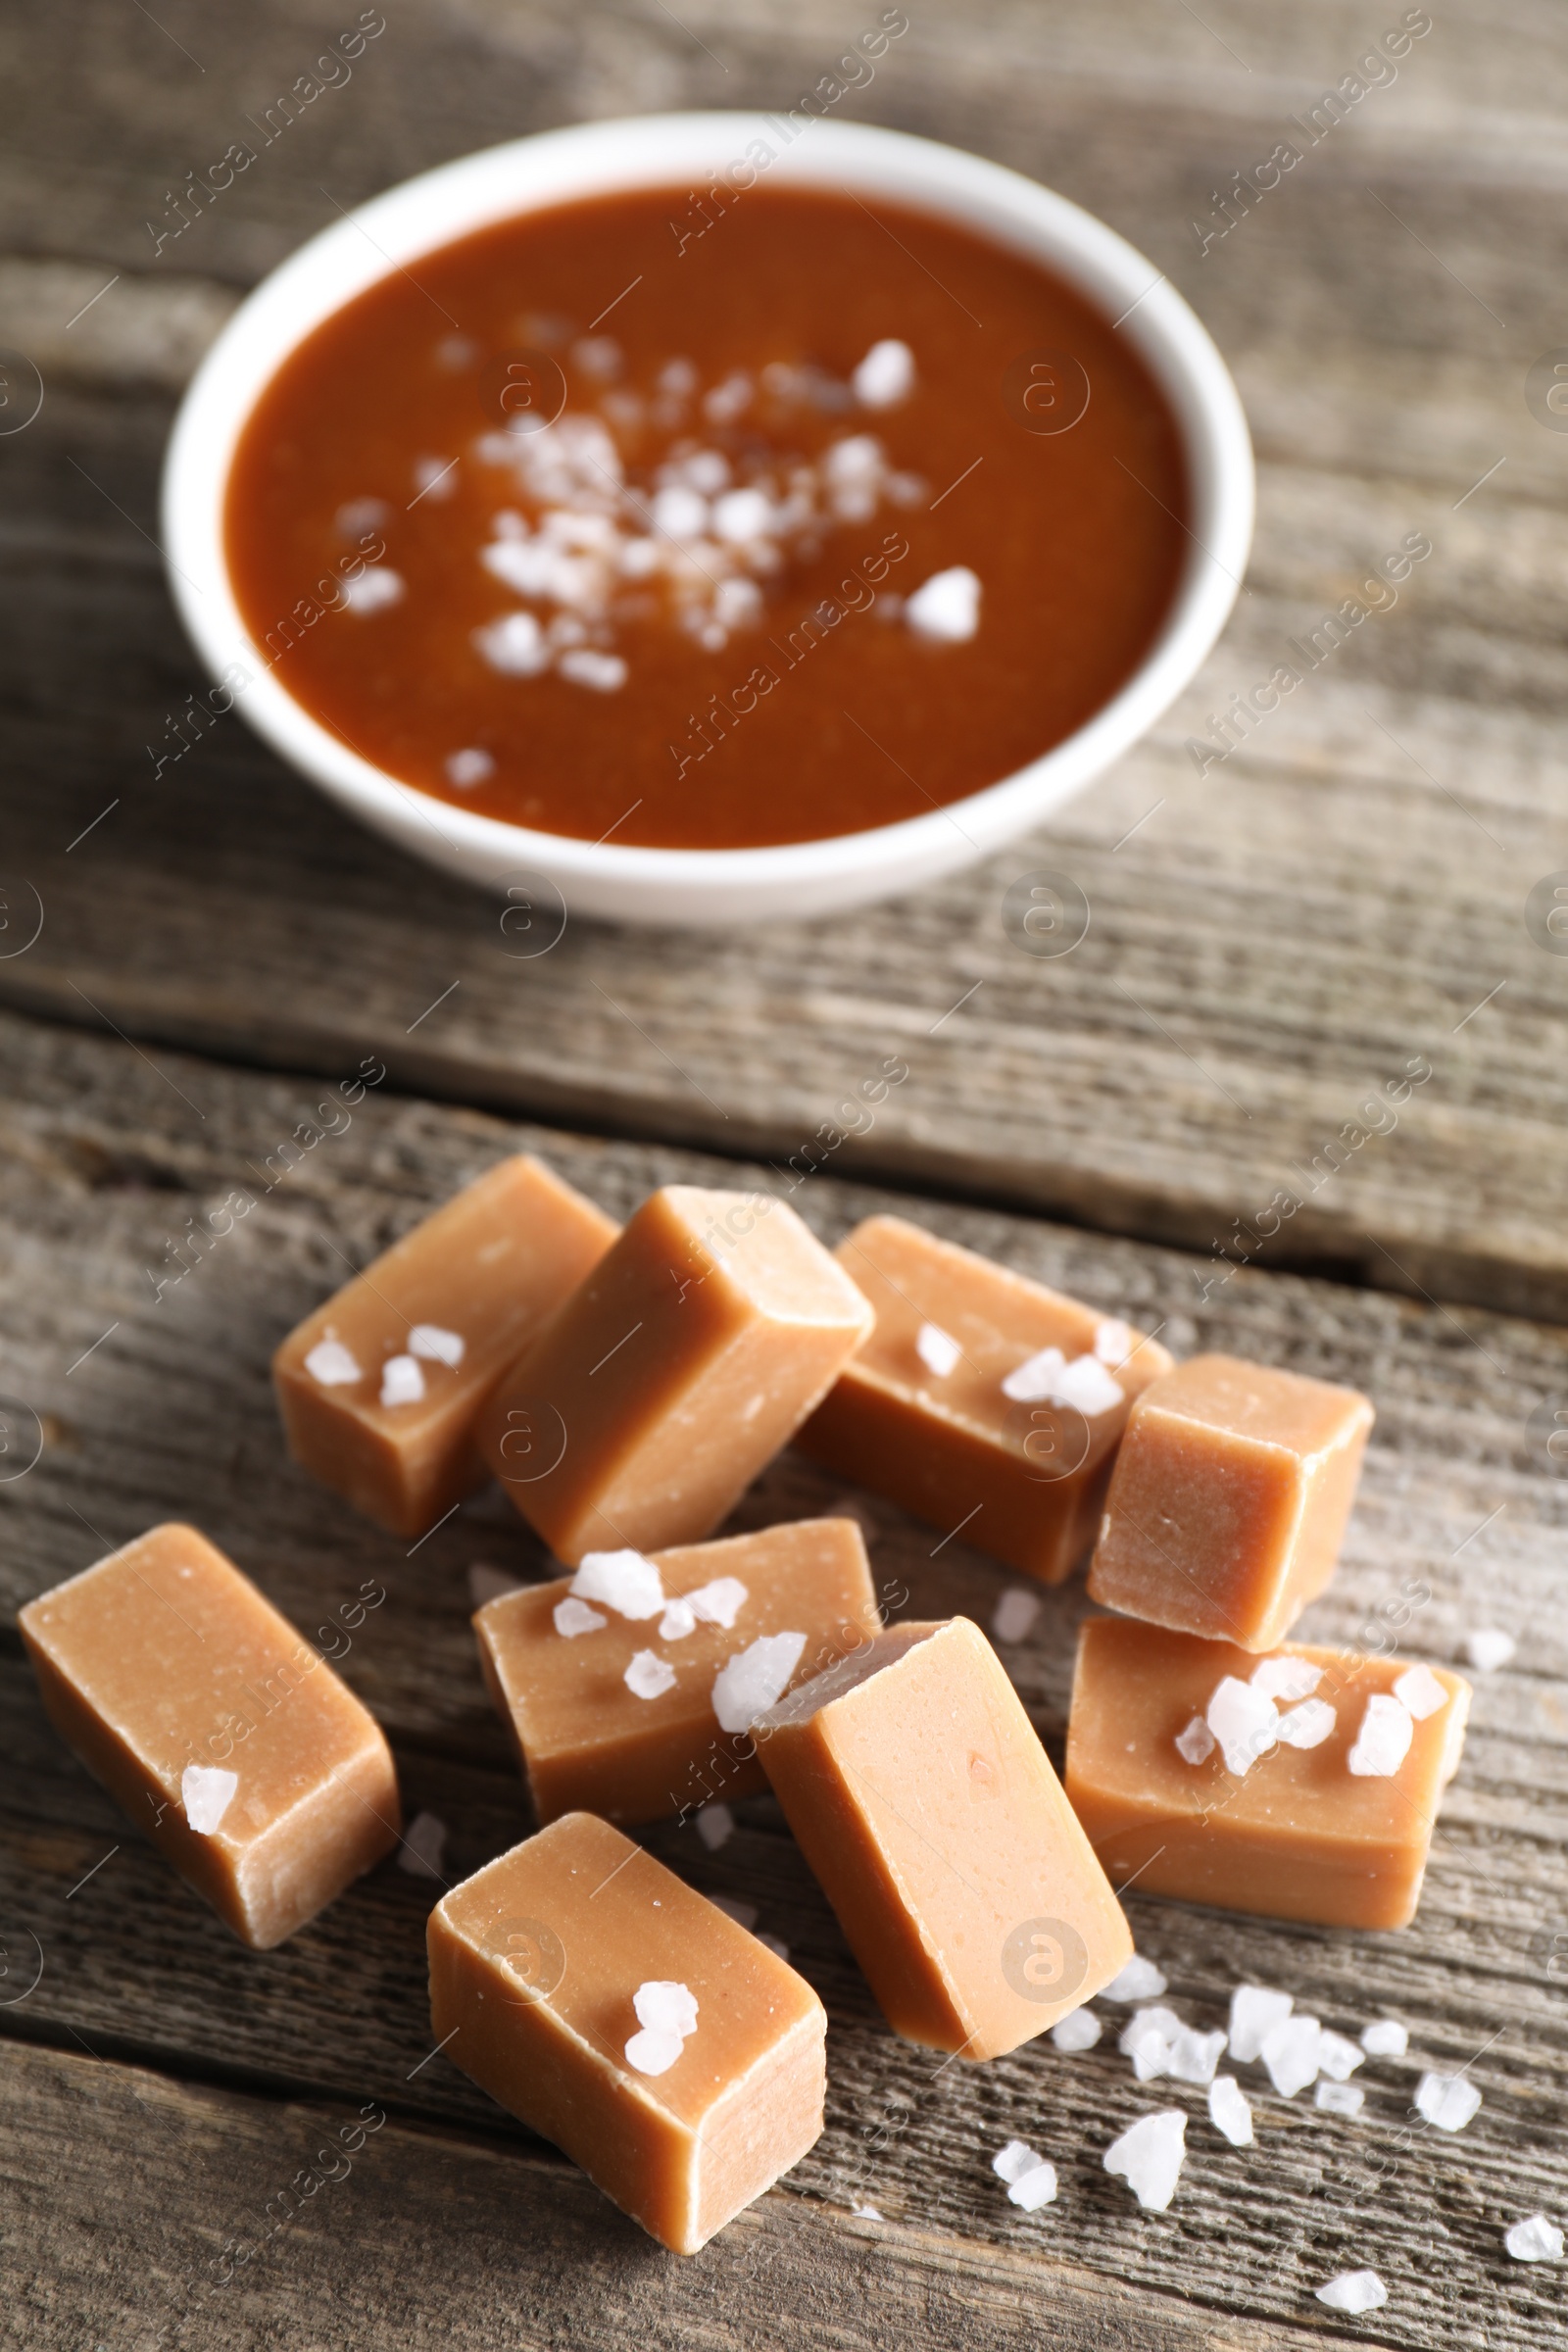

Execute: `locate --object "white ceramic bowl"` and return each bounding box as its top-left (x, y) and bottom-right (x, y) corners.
top-left (163, 112), bottom-right (1252, 928)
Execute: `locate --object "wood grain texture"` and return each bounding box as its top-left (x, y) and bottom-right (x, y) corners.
top-left (6, 2039), bottom-right (1375, 2352)
top-left (2, 0), bottom-right (1567, 1316)
top-left (2, 1006), bottom-right (1567, 2349)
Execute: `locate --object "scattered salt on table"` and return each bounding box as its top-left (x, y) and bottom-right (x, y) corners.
top-left (1103, 2111), bottom-right (1187, 2211)
top-left (1465, 1628), bottom-right (1515, 1673)
top-left (696, 1802), bottom-right (734, 1852)
top-left (1360, 2017), bottom-right (1407, 2058)
top-left (398, 1809), bottom-right (447, 1881)
top-left (1504, 2215), bottom-right (1564, 2262)
top-left (1260, 2015), bottom-right (1322, 2098)
top-left (1103, 1953), bottom-right (1167, 2002)
top-left (1208, 2076), bottom-right (1253, 2147)
top-left (992, 1588), bottom-right (1042, 1645)
top-left (1317, 2031), bottom-right (1365, 2082)
top-left (1051, 2006), bottom-right (1102, 2054)
top-left (1315, 2272), bottom-right (1387, 2315)
top-left (1229, 1984), bottom-right (1294, 2064)
top-left (1415, 2071), bottom-right (1482, 2132)
top-left (1119, 2006), bottom-right (1182, 2081)
top-left (992, 2138), bottom-right (1057, 2208)
top-left (1315, 2080), bottom-right (1365, 2118)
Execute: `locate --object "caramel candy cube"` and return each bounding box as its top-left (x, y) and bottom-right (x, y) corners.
top-left (428, 1812), bottom-right (826, 2253)
top-left (1065, 1617), bottom-right (1470, 1930)
top-left (478, 1186), bottom-right (873, 1563)
top-left (756, 1617), bottom-right (1132, 2058)
top-left (20, 1523), bottom-right (400, 1949)
top-left (1088, 1353), bottom-right (1373, 1649)
top-left (475, 1517), bottom-right (881, 1828)
top-left (797, 1215), bottom-right (1173, 1584)
top-left (273, 1153), bottom-right (617, 1538)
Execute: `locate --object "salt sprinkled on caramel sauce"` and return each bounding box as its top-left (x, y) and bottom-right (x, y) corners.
top-left (225, 185), bottom-right (1188, 849)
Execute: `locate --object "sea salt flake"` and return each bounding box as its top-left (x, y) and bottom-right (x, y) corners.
top-left (1094, 1317), bottom-right (1136, 1368)
top-left (1206, 1677), bottom-right (1279, 1777)
top-left (1104, 1953), bottom-right (1167, 2001)
top-left (474, 611), bottom-right (551, 675)
top-left (468, 1562), bottom-right (521, 1608)
top-left (712, 1631), bottom-right (807, 1733)
top-left (1001, 1347), bottom-right (1123, 1415)
top-left (1051, 2006), bottom-right (1102, 2053)
top-left (853, 339), bottom-right (915, 409)
top-left (379, 1353), bottom-right (424, 1408)
top-left (182, 1763), bottom-right (237, 1835)
top-left (851, 2201), bottom-right (882, 2220)
top-left (1315, 2272), bottom-right (1387, 2315)
top-left (342, 564), bottom-right (405, 613)
top-left (687, 1577), bottom-right (748, 1629)
top-left (1317, 2031), bottom-right (1364, 2082)
top-left (624, 2027), bottom-right (683, 2076)
top-left (906, 565), bottom-right (981, 644)
top-left (1348, 1692), bottom-right (1414, 1777)
top-left (1275, 1697), bottom-right (1337, 1749)
top-left (1315, 2080), bottom-right (1365, 2117)
top-left (916, 1321), bottom-right (961, 1378)
top-left (1465, 1627), bottom-right (1515, 1673)
top-left (1175, 1715), bottom-right (1216, 1765)
top-left (659, 1598), bottom-right (698, 1642)
top-left (1393, 1664), bottom-right (1448, 1720)
top-left (571, 1549), bottom-right (664, 1620)
top-left (1250, 1655), bottom-right (1323, 1703)
top-left (1208, 2075), bottom-right (1253, 2146)
top-left (1360, 2018), bottom-right (1407, 2058)
top-left (1008, 2161), bottom-right (1057, 2211)
top-left (554, 1595), bottom-right (607, 1639)
top-left (624, 1649), bottom-right (677, 1701)
top-left (1415, 2071), bottom-right (1481, 2132)
top-left (559, 648), bottom-right (627, 693)
top-left (305, 1338), bottom-right (361, 1387)
top-left (445, 748), bottom-right (495, 787)
top-left (634, 1979), bottom-right (698, 2038)
top-left (1260, 2014), bottom-right (1322, 2097)
top-left (712, 486), bottom-right (772, 543)
top-left (992, 2137), bottom-right (1042, 2185)
top-left (1167, 2028), bottom-right (1228, 2086)
top-left (336, 496), bottom-right (391, 536)
top-left (409, 1323), bottom-right (465, 1368)
top-left (651, 483), bottom-right (709, 540)
top-left (993, 1588), bottom-right (1042, 1645)
top-left (398, 1809), bottom-right (447, 1881)
top-left (1119, 2005), bottom-right (1182, 2081)
top-left (1103, 2110), bottom-right (1186, 2212)
top-left (1505, 2214), bottom-right (1564, 2262)
top-left (1229, 1984), bottom-right (1292, 2064)
top-left (695, 1802), bottom-right (734, 1851)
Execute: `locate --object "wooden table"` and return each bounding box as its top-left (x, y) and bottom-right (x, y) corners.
top-left (4, 4), bottom-right (1566, 2344)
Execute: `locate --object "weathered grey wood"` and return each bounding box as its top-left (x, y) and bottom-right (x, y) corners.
top-left (3, 1006), bottom-right (1568, 2347)
top-left (3, 0), bottom-right (1568, 1317)
top-left (5, 2040), bottom-right (1379, 2352)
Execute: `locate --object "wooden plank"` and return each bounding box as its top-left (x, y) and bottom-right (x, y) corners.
top-left (3, 2), bottom-right (1568, 1316)
top-left (3, 2039), bottom-right (1364, 2352)
top-left (2, 1007), bottom-right (1568, 2346)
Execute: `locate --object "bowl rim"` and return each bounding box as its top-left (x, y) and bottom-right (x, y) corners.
top-left (162, 110), bottom-right (1253, 893)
